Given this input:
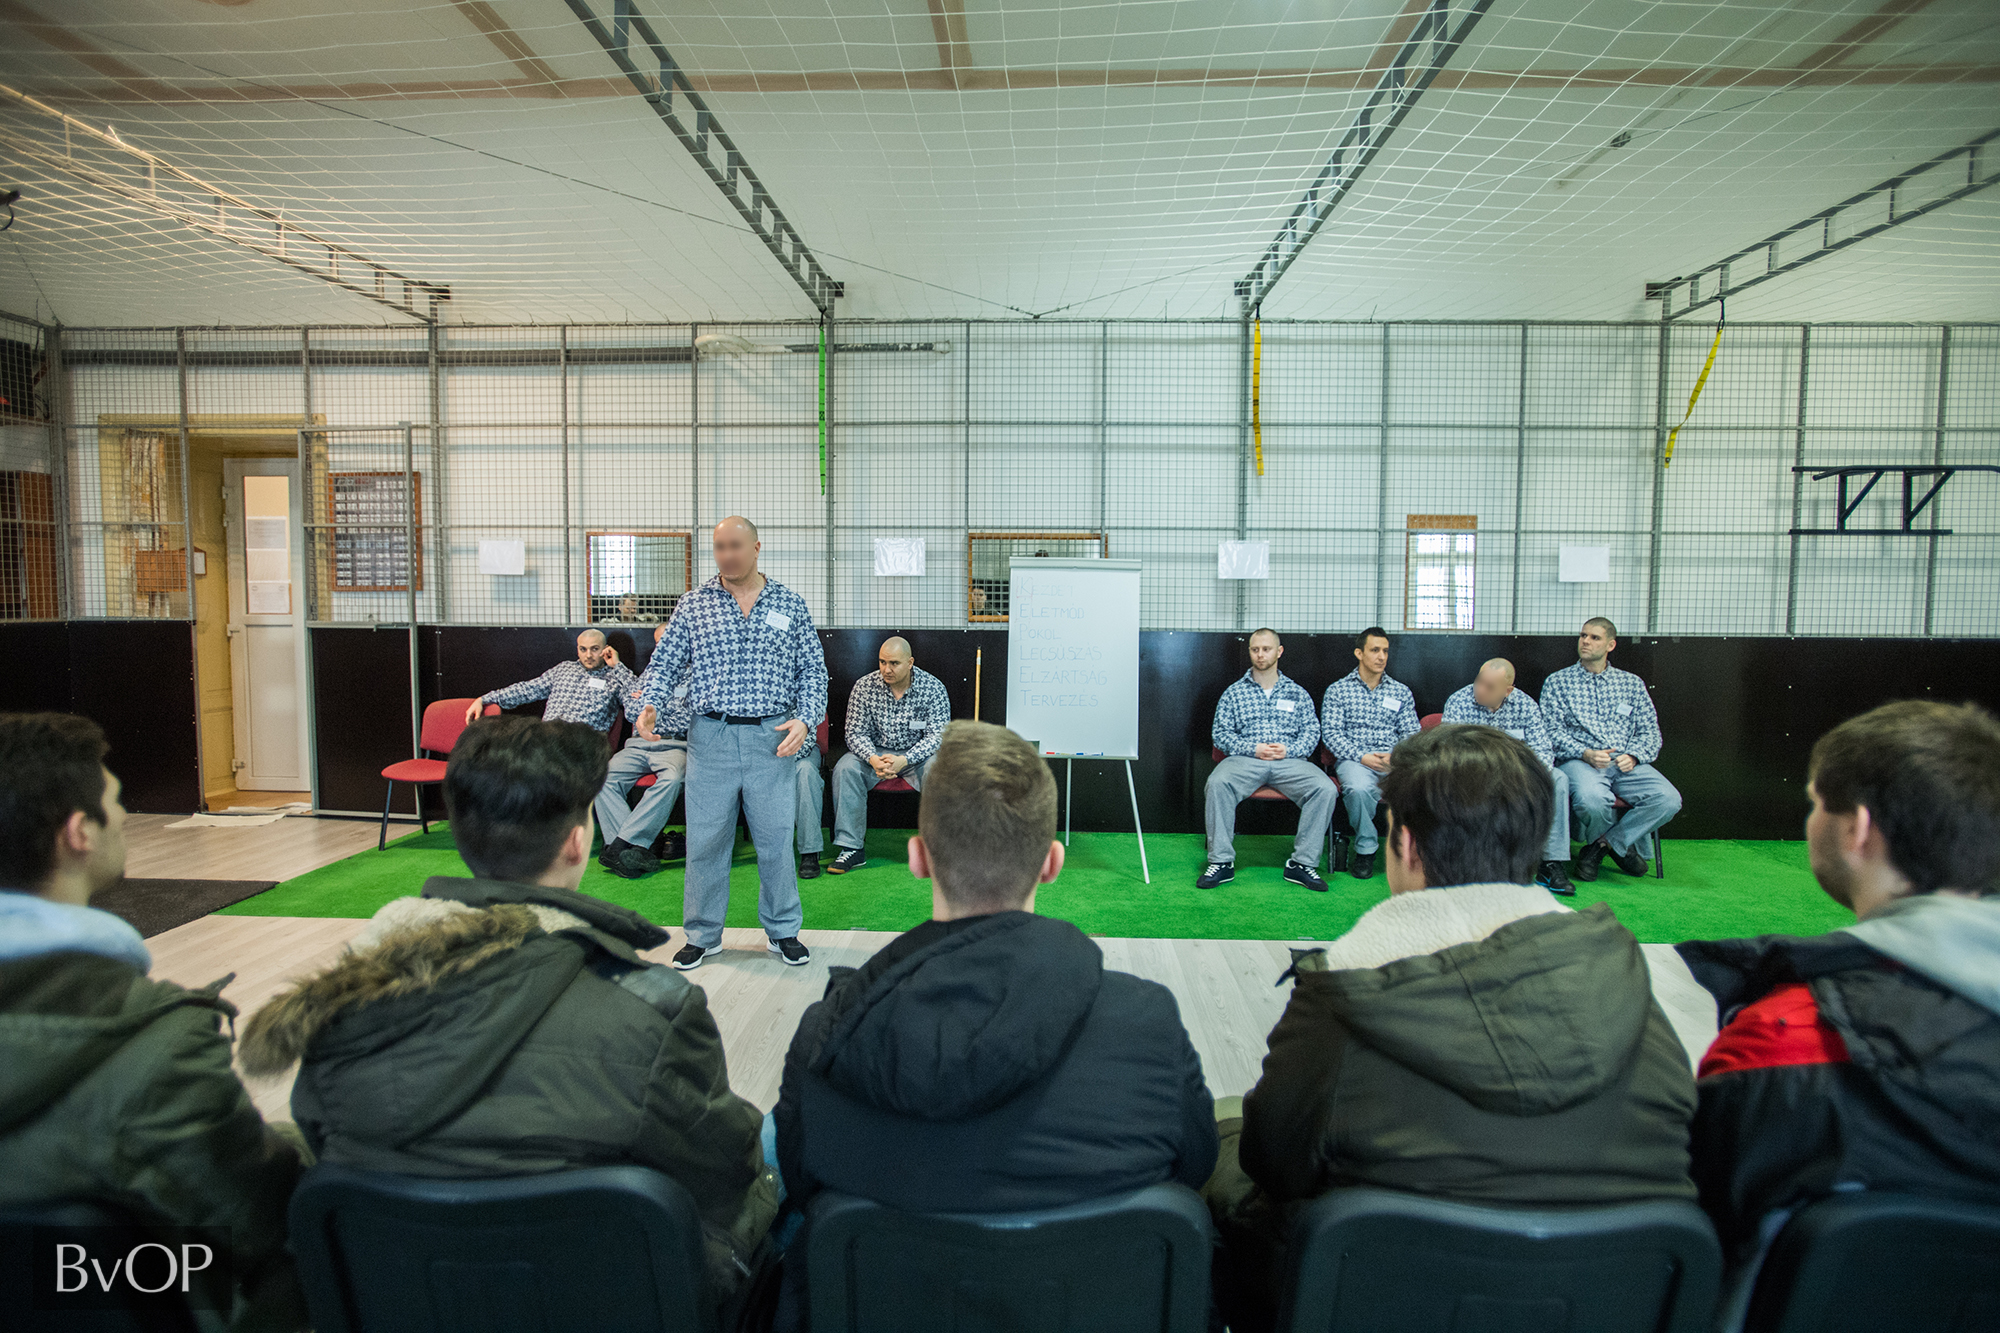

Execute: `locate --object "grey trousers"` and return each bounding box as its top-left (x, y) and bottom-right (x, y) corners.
top-left (683, 715), bottom-right (804, 948)
top-left (1334, 760), bottom-right (1386, 854)
top-left (1561, 759), bottom-right (1683, 857)
top-left (831, 751), bottom-right (929, 851)
top-left (1544, 764), bottom-right (1573, 863)
top-left (796, 754), bottom-right (826, 855)
top-left (593, 739), bottom-right (687, 849)
top-left (1204, 756), bottom-right (1337, 868)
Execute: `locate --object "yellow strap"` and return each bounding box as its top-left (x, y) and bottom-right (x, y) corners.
top-left (1251, 319), bottom-right (1265, 477)
top-left (1663, 322), bottom-right (1723, 468)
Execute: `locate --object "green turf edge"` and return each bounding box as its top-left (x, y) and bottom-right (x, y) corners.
top-left (218, 823), bottom-right (1853, 945)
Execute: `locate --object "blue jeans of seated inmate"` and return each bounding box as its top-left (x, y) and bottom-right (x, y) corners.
top-left (1334, 760), bottom-right (1388, 854)
top-left (831, 751), bottom-right (929, 852)
top-left (683, 715), bottom-right (804, 948)
top-left (1545, 764), bottom-right (1573, 863)
top-left (1204, 756), bottom-right (1336, 868)
top-left (795, 753), bottom-right (826, 856)
top-left (1560, 758), bottom-right (1682, 858)
top-left (593, 739), bottom-right (687, 849)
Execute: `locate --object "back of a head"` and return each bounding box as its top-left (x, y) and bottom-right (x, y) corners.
top-left (1379, 724), bottom-right (1553, 887)
top-left (444, 716), bottom-right (609, 882)
top-left (0, 712), bottom-right (109, 892)
top-left (1811, 700), bottom-right (2000, 896)
top-left (917, 721), bottom-right (1057, 916)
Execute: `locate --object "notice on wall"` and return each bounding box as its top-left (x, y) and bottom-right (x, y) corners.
top-left (1559, 544), bottom-right (1612, 583)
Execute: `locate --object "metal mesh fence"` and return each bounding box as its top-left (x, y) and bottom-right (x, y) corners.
top-left (25, 317), bottom-right (2000, 638)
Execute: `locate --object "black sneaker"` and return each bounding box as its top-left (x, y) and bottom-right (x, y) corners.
top-left (1576, 838), bottom-right (1610, 882)
top-left (1284, 860), bottom-right (1329, 893)
top-left (654, 830), bottom-right (686, 861)
top-left (1539, 860), bottom-right (1577, 897)
top-left (671, 942), bottom-right (720, 970)
top-left (1349, 851), bottom-right (1375, 880)
top-left (596, 838), bottom-right (629, 869)
top-left (1196, 862), bottom-right (1234, 890)
top-left (609, 846), bottom-right (660, 879)
top-left (1610, 843), bottom-right (1649, 877)
top-left (798, 852), bottom-right (822, 880)
top-left (768, 936), bottom-right (811, 966)
top-left (827, 847), bottom-right (867, 875)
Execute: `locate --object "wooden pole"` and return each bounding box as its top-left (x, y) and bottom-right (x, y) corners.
top-left (973, 648), bottom-right (982, 721)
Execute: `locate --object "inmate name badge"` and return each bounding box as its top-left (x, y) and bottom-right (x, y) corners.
top-left (587, 677), bottom-right (609, 690)
top-left (1617, 703), bottom-right (1634, 715)
top-left (1275, 700), bottom-right (1296, 713)
top-left (1381, 697), bottom-right (1402, 712)
top-left (765, 610), bottom-right (792, 632)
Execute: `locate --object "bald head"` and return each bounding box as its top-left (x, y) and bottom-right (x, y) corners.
top-left (878, 635), bottom-right (915, 689)
top-left (577, 629), bottom-right (606, 648)
top-left (712, 515), bottom-right (761, 582)
top-left (575, 629), bottom-right (609, 668)
top-left (1471, 657), bottom-right (1516, 712)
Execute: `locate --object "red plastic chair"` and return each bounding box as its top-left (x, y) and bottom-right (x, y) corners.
top-left (380, 698), bottom-right (496, 850)
top-left (1419, 712), bottom-right (1444, 731)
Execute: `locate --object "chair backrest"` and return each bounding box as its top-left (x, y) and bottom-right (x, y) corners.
top-left (1744, 1191), bottom-right (2000, 1333)
top-left (0, 1200), bottom-right (200, 1333)
top-left (1278, 1187), bottom-right (1719, 1333)
top-left (418, 698), bottom-right (496, 756)
top-left (816, 719), bottom-right (829, 754)
top-left (808, 1183), bottom-right (1213, 1333)
top-left (1211, 745), bottom-right (1226, 763)
top-left (1418, 711), bottom-right (1444, 731)
top-left (288, 1162), bottom-right (714, 1333)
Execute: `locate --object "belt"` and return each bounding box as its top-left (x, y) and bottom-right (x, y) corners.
top-left (703, 712), bottom-right (778, 726)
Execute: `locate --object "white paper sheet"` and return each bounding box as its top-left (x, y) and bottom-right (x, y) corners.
top-left (247, 581), bottom-right (291, 614)
top-left (478, 540), bottom-right (526, 575)
top-left (873, 536), bottom-right (926, 576)
top-left (1218, 540), bottom-right (1270, 580)
top-left (1559, 544), bottom-right (1612, 583)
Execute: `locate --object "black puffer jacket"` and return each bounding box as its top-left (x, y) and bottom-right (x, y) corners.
top-left (774, 910), bottom-right (1217, 1217)
top-left (1678, 893), bottom-right (2000, 1265)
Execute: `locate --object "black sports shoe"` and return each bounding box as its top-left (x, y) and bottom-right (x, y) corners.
top-left (654, 829), bottom-right (686, 861)
top-left (1349, 851), bottom-right (1375, 880)
top-left (1538, 860), bottom-right (1577, 897)
top-left (827, 847), bottom-right (867, 875)
top-left (798, 852), bottom-right (822, 880)
top-left (596, 838), bottom-right (629, 869)
top-left (671, 942), bottom-right (720, 970)
top-left (768, 936), bottom-right (811, 966)
top-left (1196, 862), bottom-right (1234, 890)
top-left (610, 846), bottom-right (660, 879)
top-left (1576, 838), bottom-right (1610, 882)
top-left (1284, 860), bottom-right (1329, 893)
top-left (1609, 843), bottom-right (1649, 877)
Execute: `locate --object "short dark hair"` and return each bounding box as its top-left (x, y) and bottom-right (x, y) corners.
top-left (0, 713), bottom-right (110, 891)
top-left (1584, 616), bottom-right (1617, 639)
top-left (918, 721), bottom-right (1057, 915)
top-left (1355, 627), bottom-right (1389, 650)
top-left (444, 716), bottom-right (608, 883)
top-left (1379, 724), bottom-right (1553, 887)
top-left (1810, 700), bottom-right (2000, 896)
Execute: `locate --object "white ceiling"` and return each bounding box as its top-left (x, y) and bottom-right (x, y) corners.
top-left (1, 0), bottom-right (1995, 326)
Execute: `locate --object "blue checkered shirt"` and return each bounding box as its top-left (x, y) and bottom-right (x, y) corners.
top-left (845, 666), bottom-right (952, 766)
top-left (1320, 670), bottom-right (1419, 763)
top-left (629, 654), bottom-right (694, 739)
top-left (641, 574), bottom-right (829, 731)
top-left (1442, 684), bottom-right (1554, 767)
top-left (1538, 662), bottom-right (1663, 764)
top-left (1212, 671), bottom-right (1320, 759)
top-left (480, 660), bottom-right (637, 732)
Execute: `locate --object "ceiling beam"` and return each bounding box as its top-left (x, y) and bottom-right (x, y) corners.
top-left (0, 82), bottom-right (449, 322)
top-left (1236, 0), bottom-right (1494, 311)
top-left (564, 0), bottom-right (841, 313)
top-left (1649, 127), bottom-right (2000, 320)
top-left (927, 0), bottom-right (972, 90)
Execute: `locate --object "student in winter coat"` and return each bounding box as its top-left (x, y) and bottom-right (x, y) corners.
top-left (1679, 700), bottom-right (2000, 1313)
top-left (0, 712), bottom-right (307, 1332)
top-left (241, 716), bottom-right (777, 1307)
top-left (1208, 723), bottom-right (1697, 1333)
top-left (772, 720), bottom-right (1217, 1329)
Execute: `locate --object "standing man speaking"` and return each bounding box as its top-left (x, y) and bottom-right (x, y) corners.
top-left (640, 517), bottom-right (828, 970)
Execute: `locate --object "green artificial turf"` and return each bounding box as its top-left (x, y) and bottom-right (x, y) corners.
top-left (220, 821), bottom-right (1854, 944)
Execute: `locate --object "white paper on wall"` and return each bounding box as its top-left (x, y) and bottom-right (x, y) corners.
top-left (248, 581), bottom-right (291, 614)
top-left (1218, 540), bottom-right (1270, 580)
top-left (478, 540), bottom-right (527, 576)
top-left (873, 536), bottom-right (927, 577)
top-left (1559, 544), bottom-right (1612, 583)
